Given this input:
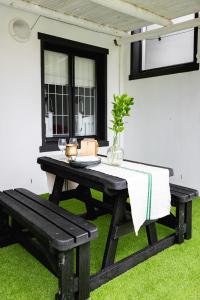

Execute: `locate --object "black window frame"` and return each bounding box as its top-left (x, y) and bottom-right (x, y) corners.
top-left (129, 13), bottom-right (199, 80)
top-left (38, 33), bottom-right (109, 152)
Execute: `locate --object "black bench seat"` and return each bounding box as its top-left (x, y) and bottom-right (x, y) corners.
top-left (158, 183), bottom-right (198, 244)
top-left (170, 183), bottom-right (198, 203)
top-left (0, 188), bottom-right (98, 300)
top-left (170, 183), bottom-right (198, 243)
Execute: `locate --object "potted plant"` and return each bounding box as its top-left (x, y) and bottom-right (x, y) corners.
top-left (107, 93), bottom-right (134, 166)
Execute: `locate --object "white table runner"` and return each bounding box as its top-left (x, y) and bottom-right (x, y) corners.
top-left (46, 155), bottom-right (171, 235)
top-left (89, 159), bottom-right (171, 234)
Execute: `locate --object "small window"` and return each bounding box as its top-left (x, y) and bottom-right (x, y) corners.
top-left (130, 13), bottom-right (199, 80)
top-left (38, 33), bottom-right (109, 152)
top-left (44, 51), bottom-right (69, 137)
top-left (74, 56), bottom-right (96, 136)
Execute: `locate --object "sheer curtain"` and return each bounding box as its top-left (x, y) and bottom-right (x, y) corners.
top-left (75, 56), bottom-right (96, 136)
top-left (44, 50), bottom-right (69, 137)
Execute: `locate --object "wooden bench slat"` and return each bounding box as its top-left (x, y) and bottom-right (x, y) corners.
top-left (4, 190), bottom-right (88, 244)
top-left (170, 184), bottom-right (198, 197)
top-left (170, 190), bottom-right (190, 201)
top-left (0, 192), bottom-right (75, 251)
top-left (170, 183), bottom-right (198, 203)
top-left (16, 188), bottom-right (98, 239)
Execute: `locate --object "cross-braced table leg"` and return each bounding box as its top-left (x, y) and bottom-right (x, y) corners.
top-left (76, 186), bottom-right (97, 220)
top-left (49, 176), bottom-right (64, 205)
top-left (102, 191), bottom-right (127, 269)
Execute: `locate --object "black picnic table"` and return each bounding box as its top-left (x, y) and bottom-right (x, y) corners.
top-left (37, 156), bottom-right (175, 290)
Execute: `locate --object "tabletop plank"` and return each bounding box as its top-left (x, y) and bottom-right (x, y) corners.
top-left (38, 157), bottom-right (127, 194)
top-left (37, 156), bottom-right (173, 194)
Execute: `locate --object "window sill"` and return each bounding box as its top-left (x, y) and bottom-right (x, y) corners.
top-left (129, 62), bottom-right (199, 80)
top-left (39, 140), bottom-right (109, 153)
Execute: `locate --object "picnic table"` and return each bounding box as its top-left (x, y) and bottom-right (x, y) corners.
top-left (37, 155), bottom-right (176, 291)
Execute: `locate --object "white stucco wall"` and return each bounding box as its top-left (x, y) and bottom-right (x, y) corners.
top-left (123, 40), bottom-right (200, 190)
top-left (1, 4), bottom-right (200, 194)
top-left (0, 4), bottom-right (120, 193)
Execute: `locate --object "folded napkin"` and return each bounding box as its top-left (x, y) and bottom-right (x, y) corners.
top-left (89, 158), bottom-right (171, 235)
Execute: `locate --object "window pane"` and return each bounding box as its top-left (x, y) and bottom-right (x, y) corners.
top-left (44, 50), bottom-right (69, 137)
top-left (74, 56), bottom-right (96, 136)
top-left (142, 14), bottom-right (195, 70)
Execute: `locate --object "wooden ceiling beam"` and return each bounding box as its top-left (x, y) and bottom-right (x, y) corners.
top-left (90, 0), bottom-right (172, 26)
top-left (0, 0), bottom-right (128, 37)
top-left (120, 16), bottom-right (200, 44)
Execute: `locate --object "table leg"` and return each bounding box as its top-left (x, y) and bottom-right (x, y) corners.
top-left (77, 186), bottom-right (97, 220)
top-left (145, 222), bottom-right (158, 245)
top-left (103, 194), bottom-right (115, 208)
top-left (102, 192), bottom-right (127, 269)
top-left (49, 176), bottom-right (64, 204)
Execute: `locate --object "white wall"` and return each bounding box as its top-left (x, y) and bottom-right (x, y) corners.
top-left (2, 4), bottom-right (199, 194)
top-left (0, 4), bottom-right (120, 193)
top-left (123, 39), bottom-right (200, 190)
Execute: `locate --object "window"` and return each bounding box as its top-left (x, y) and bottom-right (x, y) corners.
top-left (38, 33), bottom-right (108, 152)
top-left (130, 13), bottom-right (199, 80)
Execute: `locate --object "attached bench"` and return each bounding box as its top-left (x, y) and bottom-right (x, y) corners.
top-left (0, 188), bottom-right (98, 300)
top-left (170, 183), bottom-right (198, 243)
top-left (158, 183), bottom-right (198, 244)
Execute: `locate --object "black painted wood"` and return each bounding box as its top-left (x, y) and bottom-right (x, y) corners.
top-left (102, 192), bottom-right (127, 269)
top-left (76, 243), bottom-right (90, 300)
top-left (170, 183), bottom-right (198, 203)
top-left (76, 185), bottom-right (97, 220)
top-left (176, 202), bottom-right (185, 244)
top-left (13, 223), bottom-right (58, 276)
top-left (36, 156), bottom-right (194, 295)
top-left (56, 251), bottom-right (74, 300)
top-left (38, 156), bottom-right (173, 196)
top-left (5, 189), bottom-right (89, 244)
top-left (90, 234), bottom-right (176, 291)
top-left (0, 191), bottom-right (75, 251)
top-left (0, 188), bottom-right (98, 300)
top-left (184, 202), bottom-right (192, 239)
top-left (113, 221), bottom-right (134, 239)
top-left (145, 222), bottom-right (158, 245)
top-left (49, 176), bottom-right (64, 204)
top-left (16, 188), bottom-right (98, 238)
top-left (38, 157), bottom-right (127, 194)
top-left (170, 183), bottom-right (198, 242)
top-left (157, 214), bottom-right (176, 229)
top-left (0, 210), bottom-right (13, 247)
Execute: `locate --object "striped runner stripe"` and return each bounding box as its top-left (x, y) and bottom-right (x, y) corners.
top-left (102, 163), bottom-right (153, 221)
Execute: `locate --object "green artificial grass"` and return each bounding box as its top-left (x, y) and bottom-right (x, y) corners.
top-left (0, 190), bottom-right (200, 300)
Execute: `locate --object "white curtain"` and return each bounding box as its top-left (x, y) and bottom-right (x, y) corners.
top-left (75, 56), bottom-right (95, 87)
top-left (44, 50), bottom-right (68, 85)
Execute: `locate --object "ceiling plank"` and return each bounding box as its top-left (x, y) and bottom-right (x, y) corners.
top-left (121, 16), bottom-right (200, 44)
top-left (0, 0), bottom-right (128, 37)
top-left (90, 0), bottom-right (172, 26)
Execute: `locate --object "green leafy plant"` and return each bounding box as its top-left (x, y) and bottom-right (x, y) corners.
top-left (110, 93), bottom-right (134, 134)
